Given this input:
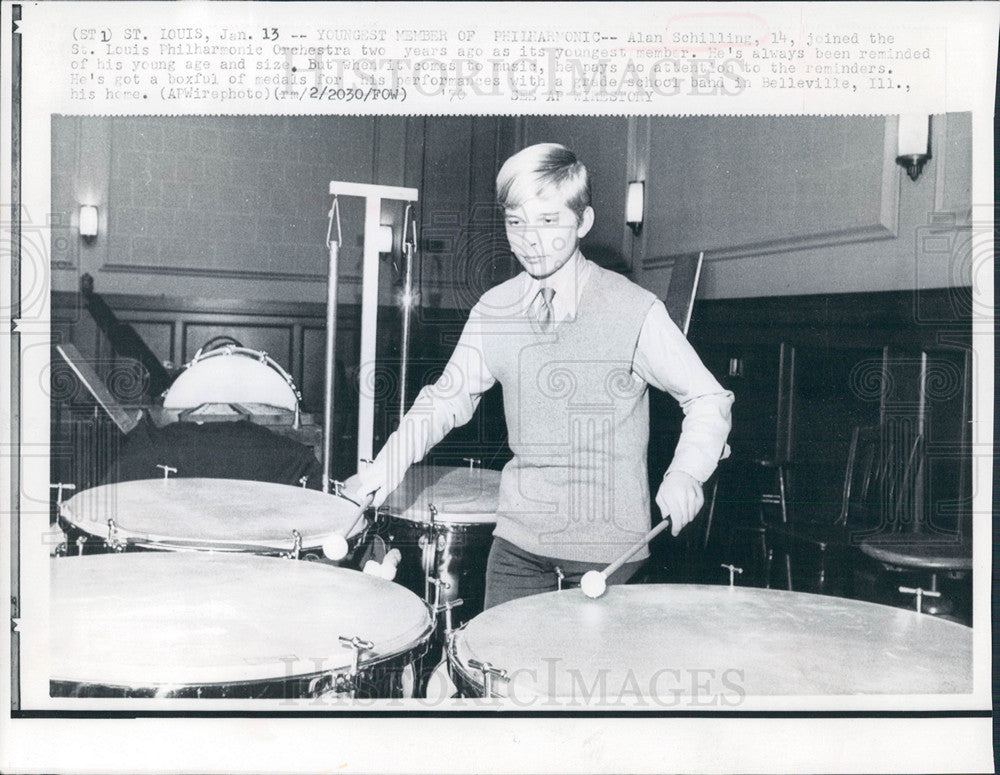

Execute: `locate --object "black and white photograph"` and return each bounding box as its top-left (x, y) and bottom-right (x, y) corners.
top-left (2, 2), bottom-right (996, 773)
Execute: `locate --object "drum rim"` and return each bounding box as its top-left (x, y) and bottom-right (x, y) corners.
top-left (59, 479), bottom-right (367, 550)
top-left (163, 346), bottom-right (301, 410)
top-left (446, 584), bottom-right (974, 699)
top-left (379, 465), bottom-right (502, 525)
top-left (51, 628), bottom-right (436, 694)
top-left (378, 509), bottom-right (498, 527)
top-left (51, 554), bottom-right (436, 687)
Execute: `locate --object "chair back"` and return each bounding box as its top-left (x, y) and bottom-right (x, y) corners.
top-left (841, 425), bottom-right (924, 532)
top-left (892, 431), bottom-right (925, 532)
top-left (838, 426), bottom-right (885, 528)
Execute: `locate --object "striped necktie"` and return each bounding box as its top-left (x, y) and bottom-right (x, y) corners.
top-left (535, 287), bottom-right (556, 332)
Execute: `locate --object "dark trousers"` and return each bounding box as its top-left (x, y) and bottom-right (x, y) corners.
top-left (483, 537), bottom-right (644, 610)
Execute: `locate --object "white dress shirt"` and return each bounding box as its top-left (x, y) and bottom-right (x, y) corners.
top-left (358, 252), bottom-right (733, 501)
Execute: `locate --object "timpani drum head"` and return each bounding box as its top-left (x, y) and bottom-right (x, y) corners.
top-left (60, 478), bottom-right (366, 552)
top-left (51, 553), bottom-right (433, 690)
top-left (381, 465), bottom-right (502, 524)
top-left (162, 347), bottom-right (299, 411)
top-left (449, 585), bottom-right (972, 699)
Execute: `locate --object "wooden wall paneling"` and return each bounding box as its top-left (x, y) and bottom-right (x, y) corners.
top-left (464, 117), bottom-right (516, 306)
top-left (103, 116), bottom-right (376, 284)
top-left (419, 116), bottom-right (476, 310)
top-left (126, 321), bottom-right (175, 367)
top-left (932, 112), bottom-right (973, 228)
top-left (642, 116), bottom-right (899, 267)
top-left (180, 323), bottom-right (291, 370)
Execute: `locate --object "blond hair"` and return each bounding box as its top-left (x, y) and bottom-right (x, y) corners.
top-left (496, 143), bottom-right (591, 222)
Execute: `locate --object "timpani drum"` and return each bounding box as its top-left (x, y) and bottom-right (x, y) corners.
top-left (58, 478), bottom-right (367, 558)
top-left (50, 553), bottom-right (434, 698)
top-left (162, 345), bottom-right (301, 412)
top-left (448, 585), bottom-right (972, 700)
top-left (377, 465), bottom-right (501, 627)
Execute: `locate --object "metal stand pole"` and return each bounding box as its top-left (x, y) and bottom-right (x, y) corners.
top-left (322, 200), bottom-right (342, 494)
top-left (398, 205), bottom-right (417, 425)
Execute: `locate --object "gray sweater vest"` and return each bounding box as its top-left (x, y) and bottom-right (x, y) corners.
top-left (479, 265), bottom-right (658, 563)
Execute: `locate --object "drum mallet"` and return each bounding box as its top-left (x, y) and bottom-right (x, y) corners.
top-left (322, 492), bottom-right (376, 561)
top-left (363, 549), bottom-right (402, 581)
top-left (580, 516), bottom-right (672, 599)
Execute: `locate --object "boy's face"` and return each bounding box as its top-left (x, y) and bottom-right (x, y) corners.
top-left (504, 196), bottom-right (594, 279)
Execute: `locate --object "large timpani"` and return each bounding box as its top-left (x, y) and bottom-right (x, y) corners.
top-left (448, 585), bottom-right (972, 700)
top-left (378, 465), bottom-right (502, 627)
top-left (58, 478), bottom-right (367, 558)
top-left (50, 553), bottom-right (434, 699)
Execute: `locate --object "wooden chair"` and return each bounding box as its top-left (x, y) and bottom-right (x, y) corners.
top-left (766, 425), bottom-right (893, 593)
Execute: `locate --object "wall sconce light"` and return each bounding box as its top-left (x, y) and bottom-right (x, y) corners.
top-left (376, 224), bottom-right (394, 253)
top-left (626, 181), bottom-right (644, 235)
top-left (79, 205), bottom-right (99, 241)
top-left (896, 115), bottom-right (932, 182)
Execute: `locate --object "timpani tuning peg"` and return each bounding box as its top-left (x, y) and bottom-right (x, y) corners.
top-left (437, 597), bottom-right (464, 636)
top-left (720, 564), bottom-right (743, 587)
top-left (156, 464), bottom-right (177, 481)
top-left (337, 635), bottom-right (375, 699)
top-left (283, 529), bottom-right (302, 560)
top-left (427, 575), bottom-right (451, 608)
top-left (554, 566), bottom-right (565, 591)
top-left (49, 483), bottom-right (77, 507)
top-left (428, 576), bottom-right (451, 592)
top-left (106, 518), bottom-right (126, 552)
top-left (330, 479), bottom-right (345, 496)
top-left (299, 476), bottom-right (309, 488)
top-left (75, 535), bottom-right (87, 556)
top-left (462, 458), bottom-right (481, 471)
top-left (467, 658), bottom-right (508, 698)
top-left (899, 585), bottom-right (941, 614)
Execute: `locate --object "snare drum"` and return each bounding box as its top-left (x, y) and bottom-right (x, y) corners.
top-left (50, 553), bottom-right (434, 698)
top-left (163, 346), bottom-right (300, 412)
top-left (378, 465), bottom-right (501, 627)
top-left (448, 585), bottom-right (972, 701)
top-left (58, 478), bottom-right (367, 558)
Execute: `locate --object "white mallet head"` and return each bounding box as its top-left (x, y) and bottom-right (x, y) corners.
top-left (321, 532), bottom-right (350, 561)
top-left (379, 549), bottom-right (402, 581)
top-left (379, 562), bottom-right (398, 581)
top-left (580, 570), bottom-right (607, 599)
top-left (362, 559), bottom-right (383, 576)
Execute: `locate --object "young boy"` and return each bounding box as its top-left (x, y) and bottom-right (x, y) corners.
top-left (348, 143), bottom-right (733, 608)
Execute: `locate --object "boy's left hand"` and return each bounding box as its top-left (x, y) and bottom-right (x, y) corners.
top-left (655, 471), bottom-right (704, 535)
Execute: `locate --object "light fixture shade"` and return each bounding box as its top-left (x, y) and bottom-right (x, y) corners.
top-left (625, 181), bottom-right (645, 236)
top-left (377, 224), bottom-right (394, 253)
top-left (626, 181), bottom-right (645, 226)
top-left (897, 114), bottom-right (930, 156)
top-left (79, 205), bottom-right (99, 238)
